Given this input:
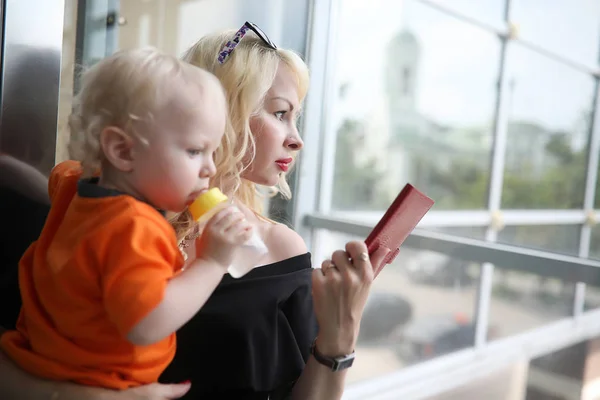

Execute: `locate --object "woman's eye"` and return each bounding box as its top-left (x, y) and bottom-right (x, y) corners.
top-left (274, 111), bottom-right (286, 121)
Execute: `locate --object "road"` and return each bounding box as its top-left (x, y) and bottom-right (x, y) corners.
top-left (346, 264), bottom-right (570, 386)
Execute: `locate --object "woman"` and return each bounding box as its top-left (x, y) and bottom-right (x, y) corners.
top-left (0, 23), bottom-right (389, 400)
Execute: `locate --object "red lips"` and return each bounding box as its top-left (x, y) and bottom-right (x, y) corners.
top-left (275, 157), bottom-right (293, 172)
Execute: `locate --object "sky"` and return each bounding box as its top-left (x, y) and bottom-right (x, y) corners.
top-left (333, 0), bottom-right (600, 131)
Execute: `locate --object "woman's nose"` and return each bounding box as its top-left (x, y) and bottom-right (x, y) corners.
top-left (285, 128), bottom-right (304, 150)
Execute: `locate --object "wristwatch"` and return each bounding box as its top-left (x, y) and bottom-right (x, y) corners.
top-left (310, 339), bottom-right (355, 371)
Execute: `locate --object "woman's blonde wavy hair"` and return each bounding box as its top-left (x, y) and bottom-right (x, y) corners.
top-left (170, 29), bottom-right (310, 240)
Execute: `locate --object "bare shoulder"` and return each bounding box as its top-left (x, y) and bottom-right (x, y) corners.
top-left (262, 222), bottom-right (308, 262)
top-left (235, 202), bottom-right (308, 263)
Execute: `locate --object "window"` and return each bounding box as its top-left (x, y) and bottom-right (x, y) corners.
top-left (591, 225), bottom-right (600, 260)
top-left (511, 0), bottom-right (600, 66)
top-left (501, 44), bottom-right (594, 210)
top-left (304, 0), bottom-right (600, 395)
top-left (330, 0), bottom-right (500, 212)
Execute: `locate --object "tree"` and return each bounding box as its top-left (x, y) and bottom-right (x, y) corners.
top-left (502, 133), bottom-right (587, 209)
top-left (428, 159), bottom-right (488, 209)
top-left (428, 126), bottom-right (599, 257)
top-left (332, 119), bottom-right (387, 210)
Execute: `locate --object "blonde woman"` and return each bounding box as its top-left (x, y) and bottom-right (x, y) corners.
top-left (0, 22), bottom-right (389, 400)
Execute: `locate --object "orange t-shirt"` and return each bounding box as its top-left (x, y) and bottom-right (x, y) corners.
top-left (1, 160), bottom-right (184, 389)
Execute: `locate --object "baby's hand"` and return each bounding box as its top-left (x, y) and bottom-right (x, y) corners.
top-left (195, 205), bottom-right (253, 270)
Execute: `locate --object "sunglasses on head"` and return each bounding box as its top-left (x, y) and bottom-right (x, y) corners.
top-left (217, 21), bottom-right (277, 64)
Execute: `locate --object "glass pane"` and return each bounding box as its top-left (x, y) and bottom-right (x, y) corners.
top-left (501, 44), bottom-right (594, 209)
top-left (584, 285), bottom-right (600, 310)
top-left (441, 0), bottom-right (506, 29)
top-left (497, 225), bottom-right (581, 256)
top-left (491, 225), bottom-right (578, 337)
top-left (313, 230), bottom-right (481, 383)
top-left (331, 0), bottom-right (500, 212)
top-left (595, 174), bottom-right (600, 209)
top-left (587, 225), bottom-right (600, 309)
top-left (591, 225), bottom-right (600, 260)
top-left (490, 269), bottom-right (573, 338)
top-left (511, 0), bottom-right (600, 67)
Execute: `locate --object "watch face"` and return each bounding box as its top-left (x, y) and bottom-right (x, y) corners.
top-left (311, 340), bottom-right (356, 371)
top-left (333, 355), bottom-right (355, 371)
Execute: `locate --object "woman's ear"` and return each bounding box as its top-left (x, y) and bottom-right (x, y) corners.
top-left (99, 127), bottom-right (135, 172)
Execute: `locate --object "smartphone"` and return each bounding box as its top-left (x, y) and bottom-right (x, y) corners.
top-left (365, 183), bottom-right (434, 277)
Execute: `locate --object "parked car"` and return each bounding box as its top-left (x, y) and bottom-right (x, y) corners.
top-left (358, 292), bottom-right (413, 345)
top-left (396, 313), bottom-right (496, 363)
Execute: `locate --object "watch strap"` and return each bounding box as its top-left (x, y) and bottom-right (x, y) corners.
top-left (310, 339), bottom-right (355, 372)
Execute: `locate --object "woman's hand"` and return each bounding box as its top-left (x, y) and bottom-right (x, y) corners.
top-left (311, 241), bottom-right (390, 356)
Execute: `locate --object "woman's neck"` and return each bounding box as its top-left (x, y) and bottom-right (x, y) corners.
top-left (219, 177), bottom-right (263, 213)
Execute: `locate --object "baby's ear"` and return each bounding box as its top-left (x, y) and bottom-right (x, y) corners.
top-left (100, 127), bottom-right (135, 172)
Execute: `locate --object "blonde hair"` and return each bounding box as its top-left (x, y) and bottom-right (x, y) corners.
top-left (68, 47), bottom-right (217, 178)
top-left (182, 30), bottom-right (310, 213)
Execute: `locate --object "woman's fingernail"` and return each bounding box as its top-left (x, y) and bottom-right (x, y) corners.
top-left (359, 252), bottom-right (369, 261)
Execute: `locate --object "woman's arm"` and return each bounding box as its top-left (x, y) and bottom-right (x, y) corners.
top-left (0, 348), bottom-right (115, 400)
top-left (291, 354), bottom-right (347, 400)
top-left (291, 243), bottom-right (390, 400)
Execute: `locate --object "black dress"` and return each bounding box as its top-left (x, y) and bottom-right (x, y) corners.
top-left (160, 253), bottom-right (318, 400)
top-left (0, 187), bottom-right (50, 330)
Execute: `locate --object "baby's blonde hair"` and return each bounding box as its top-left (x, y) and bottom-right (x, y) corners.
top-left (68, 47), bottom-right (217, 178)
top-left (181, 30), bottom-right (310, 214)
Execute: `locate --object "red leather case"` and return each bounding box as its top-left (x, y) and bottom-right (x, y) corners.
top-left (365, 184), bottom-right (434, 277)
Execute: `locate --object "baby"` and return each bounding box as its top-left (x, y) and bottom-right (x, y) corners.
top-left (0, 47), bottom-right (251, 389)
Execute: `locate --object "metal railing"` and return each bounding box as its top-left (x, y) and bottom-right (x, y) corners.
top-left (305, 214), bottom-right (600, 286)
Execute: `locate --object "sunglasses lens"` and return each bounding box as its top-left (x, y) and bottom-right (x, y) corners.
top-left (245, 21), bottom-right (277, 49)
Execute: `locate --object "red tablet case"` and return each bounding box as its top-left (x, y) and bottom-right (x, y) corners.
top-left (365, 183), bottom-right (434, 277)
